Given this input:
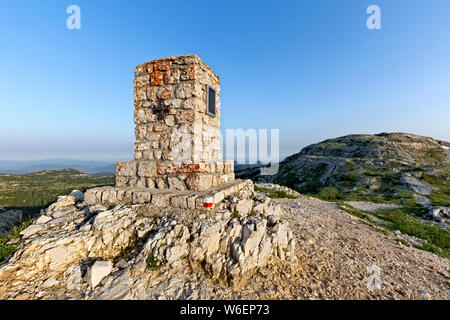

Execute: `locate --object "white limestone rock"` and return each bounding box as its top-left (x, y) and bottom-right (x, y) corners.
top-left (90, 260), bottom-right (113, 288)
top-left (19, 224), bottom-right (43, 238)
top-left (43, 277), bottom-right (59, 288)
top-left (36, 215), bottom-right (52, 224)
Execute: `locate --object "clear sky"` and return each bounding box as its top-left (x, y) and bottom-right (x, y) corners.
top-left (0, 0), bottom-right (449, 161)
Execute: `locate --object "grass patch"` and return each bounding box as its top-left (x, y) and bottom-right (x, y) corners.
top-left (337, 204), bottom-right (368, 221)
top-left (0, 238), bottom-right (18, 261)
top-left (422, 172), bottom-right (450, 207)
top-left (146, 255), bottom-right (162, 271)
top-left (373, 208), bottom-right (450, 258)
top-left (0, 218), bottom-right (34, 261)
top-left (0, 169), bottom-right (114, 218)
top-left (341, 170), bottom-right (359, 182)
top-left (318, 187), bottom-right (343, 201)
top-left (254, 186), bottom-right (297, 199)
top-left (414, 242), bottom-right (449, 259)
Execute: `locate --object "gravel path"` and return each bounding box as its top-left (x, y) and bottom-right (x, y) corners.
top-left (344, 201), bottom-right (399, 212)
top-left (269, 195), bottom-right (450, 299)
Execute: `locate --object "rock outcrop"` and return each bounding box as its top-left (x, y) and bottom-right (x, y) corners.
top-left (244, 133), bottom-right (450, 227)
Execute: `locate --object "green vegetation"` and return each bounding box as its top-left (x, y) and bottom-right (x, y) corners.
top-left (282, 173), bottom-right (301, 189)
top-left (0, 219), bottom-right (33, 261)
top-left (292, 163), bottom-right (329, 193)
top-left (338, 204), bottom-right (368, 221)
top-left (339, 202), bottom-right (450, 259)
top-left (424, 149), bottom-right (445, 161)
top-left (0, 169), bottom-right (114, 261)
top-left (0, 169), bottom-right (114, 218)
top-left (254, 186), bottom-right (297, 199)
top-left (422, 172), bottom-right (450, 207)
top-left (341, 170), bottom-right (358, 182)
top-left (318, 187), bottom-right (342, 201)
top-left (0, 238), bottom-right (17, 261)
top-left (146, 255), bottom-right (162, 270)
top-left (374, 208), bottom-right (448, 253)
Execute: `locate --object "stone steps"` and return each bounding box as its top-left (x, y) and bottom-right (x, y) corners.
top-left (84, 179), bottom-right (254, 209)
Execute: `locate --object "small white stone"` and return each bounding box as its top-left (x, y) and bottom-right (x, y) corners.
top-left (90, 260), bottom-right (113, 288)
top-left (36, 215), bottom-right (52, 224)
top-left (43, 277), bottom-right (59, 288)
top-left (69, 190), bottom-right (84, 202)
top-left (20, 224), bottom-right (43, 238)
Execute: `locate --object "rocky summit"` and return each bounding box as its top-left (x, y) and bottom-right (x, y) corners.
top-left (1, 180), bottom-right (449, 299)
top-left (245, 133), bottom-right (450, 228)
top-left (0, 182), bottom-right (299, 299)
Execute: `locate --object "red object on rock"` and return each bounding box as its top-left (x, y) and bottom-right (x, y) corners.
top-left (203, 197), bottom-right (213, 208)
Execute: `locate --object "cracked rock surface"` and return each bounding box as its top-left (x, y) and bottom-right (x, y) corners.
top-left (1, 183), bottom-right (449, 300)
top-left (0, 185), bottom-right (296, 300)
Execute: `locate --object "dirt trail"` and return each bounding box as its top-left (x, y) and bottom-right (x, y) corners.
top-left (274, 195), bottom-right (450, 299)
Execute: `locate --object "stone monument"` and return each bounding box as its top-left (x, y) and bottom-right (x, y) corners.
top-left (84, 55), bottom-right (253, 208)
top-left (115, 54), bottom-right (234, 191)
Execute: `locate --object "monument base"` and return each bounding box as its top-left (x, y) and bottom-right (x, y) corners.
top-left (84, 179), bottom-right (253, 209)
top-left (115, 160), bottom-right (234, 191)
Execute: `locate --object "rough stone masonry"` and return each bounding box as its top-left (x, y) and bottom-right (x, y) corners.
top-left (116, 54), bottom-right (234, 191)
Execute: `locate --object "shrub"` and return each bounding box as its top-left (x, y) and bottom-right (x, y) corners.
top-left (146, 255), bottom-right (161, 271)
top-left (254, 187), bottom-right (297, 199)
top-left (298, 181), bottom-right (323, 193)
top-left (0, 238), bottom-right (18, 261)
top-left (341, 170), bottom-right (358, 182)
top-left (318, 187), bottom-right (342, 201)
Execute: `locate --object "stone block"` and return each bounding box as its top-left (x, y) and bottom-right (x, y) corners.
top-left (170, 195), bottom-right (187, 208)
top-left (116, 161), bottom-right (136, 177)
top-left (181, 65), bottom-right (196, 81)
top-left (156, 86), bottom-right (173, 99)
top-left (187, 195), bottom-right (197, 209)
top-left (102, 189), bottom-right (118, 204)
top-left (137, 162), bottom-right (157, 177)
top-left (186, 174), bottom-right (212, 191)
top-left (84, 189), bottom-right (97, 204)
top-left (167, 176), bottom-right (187, 191)
top-left (152, 193), bottom-right (170, 207)
top-left (133, 191), bottom-right (151, 204)
top-left (165, 69), bottom-right (181, 84)
top-left (150, 71), bottom-right (164, 86)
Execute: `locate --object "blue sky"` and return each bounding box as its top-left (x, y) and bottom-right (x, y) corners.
top-left (0, 0), bottom-right (449, 161)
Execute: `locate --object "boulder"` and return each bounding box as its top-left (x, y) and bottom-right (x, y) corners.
top-left (69, 190), bottom-right (84, 202)
top-left (90, 260), bottom-right (113, 288)
top-left (235, 199), bottom-right (253, 216)
top-left (48, 195), bottom-right (76, 211)
top-left (43, 277), bottom-right (59, 288)
top-left (19, 224), bottom-right (43, 239)
top-left (36, 215), bottom-right (52, 224)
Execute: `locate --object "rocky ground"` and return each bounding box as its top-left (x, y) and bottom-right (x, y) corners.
top-left (279, 195), bottom-right (449, 299)
top-left (0, 183), bottom-right (448, 300)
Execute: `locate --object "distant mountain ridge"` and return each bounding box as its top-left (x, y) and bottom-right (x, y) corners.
top-left (241, 132), bottom-right (450, 216)
top-left (0, 159), bottom-right (116, 175)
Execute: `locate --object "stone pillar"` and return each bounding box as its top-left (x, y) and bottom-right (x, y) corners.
top-left (116, 54), bottom-right (234, 191)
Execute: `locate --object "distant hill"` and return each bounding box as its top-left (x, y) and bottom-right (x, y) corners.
top-left (0, 159), bottom-right (116, 175)
top-left (244, 132), bottom-right (450, 210)
top-left (0, 169), bottom-right (115, 236)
